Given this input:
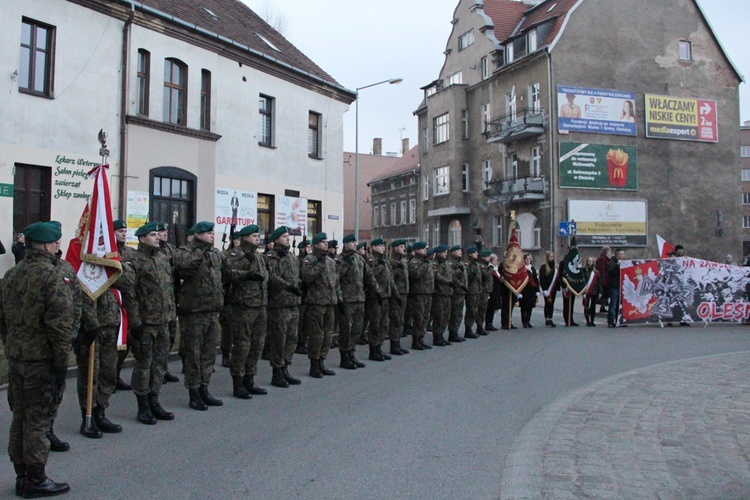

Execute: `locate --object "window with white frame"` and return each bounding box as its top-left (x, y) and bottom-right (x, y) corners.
top-left (458, 30), bottom-right (475, 51)
top-left (461, 110), bottom-right (469, 139)
top-left (400, 201), bottom-right (407, 224)
top-left (481, 56), bottom-right (489, 80)
top-left (448, 220), bottom-right (462, 247)
top-left (744, 216), bottom-right (750, 229)
top-left (507, 153), bottom-right (519, 179)
top-left (434, 166), bottom-right (450, 195)
top-left (422, 126), bottom-right (429, 153)
top-left (492, 216), bottom-right (503, 247)
top-left (678, 40), bottom-right (692, 61)
top-left (423, 174), bottom-right (429, 200)
top-left (424, 223), bottom-right (430, 244)
top-left (505, 42), bottom-right (514, 64)
top-left (506, 92), bottom-right (517, 123)
top-left (373, 206), bottom-right (379, 227)
top-left (434, 221), bottom-right (441, 246)
top-left (462, 164), bottom-right (469, 192)
top-left (529, 83), bottom-right (541, 113)
top-left (446, 71), bottom-right (463, 86)
top-left (409, 199), bottom-right (416, 223)
top-left (381, 204), bottom-right (387, 226)
top-left (531, 146), bottom-right (542, 177)
top-left (528, 29), bottom-right (538, 52)
top-left (741, 146), bottom-right (750, 157)
top-left (534, 227), bottom-right (541, 248)
top-left (391, 203), bottom-right (397, 226)
top-left (434, 113), bottom-right (449, 144)
top-left (743, 193), bottom-right (750, 205)
top-left (482, 103), bottom-right (491, 133)
top-left (743, 169), bottom-right (750, 182)
top-left (482, 159), bottom-right (492, 184)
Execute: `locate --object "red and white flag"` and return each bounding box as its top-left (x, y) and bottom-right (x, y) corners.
top-left (656, 234), bottom-right (675, 259)
top-left (66, 164), bottom-right (127, 347)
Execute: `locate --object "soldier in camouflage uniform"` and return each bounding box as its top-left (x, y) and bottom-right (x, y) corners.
top-left (407, 242), bottom-right (434, 351)
top-left (387, 239), bottom-right (410, 355)
top-left (265, 226), bottom-right (304, 388)
top-left (219, 230), bottom-right (242, 368)
top-left (173, 222), bottom-right (225, 410)
top-left (156, 222), bottom-right (180, 384)
top-left (115, 220), bottom-right (136, 392)
top-left (295, 239), bottom-right (311, 355)
top-left (430, 245), bottom-right (453, 346)
top-left (365, 238), bottom-right (399, 360)
top-left (125, 222), bottom-right (176, 425)
top-left (336, 234), bottom-right (378, 369)
top-left (447, 245), bottom-right (468, 343)
top-left (464, 246), bottom-right (485, 337)
top-left (478, 250), bottom-right (495, 332)
top-left (300, 233), bottom-right (342, 378)
top-left (0, 222), bottom-right (72, 497)
top-left (223, 224), bottom-right (269, 399)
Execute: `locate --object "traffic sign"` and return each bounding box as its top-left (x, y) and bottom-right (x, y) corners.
top-left (558, 221), bottom-right (577, 237)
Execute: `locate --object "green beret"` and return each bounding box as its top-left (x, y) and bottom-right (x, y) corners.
top-left (328, 239), bottom-right (338, 249)
top-left (155, 222), bottom-right (168, 231)
top-left (371, 238), bottom-right (385, 246)
top-left (231, 230), bottom-right (242, 240)
top-left (342, 234), bottom-right (356, 244)
top-left (186, 227), bottom-right (195, 236)
top-left (113, 220), bottom-right (127, 230)
top-left (239, 224), bottom-right (260, 236)
top-left (356, 242), bottom-right (367, 250)
top-left (435, 244), bottom-right (448, 253)
top-left (135, 222), bottom-right (159, 237)
top-left (426, 248), bottom-right (436, 257)
top-left (269, 226), bottom-right (288, 241)
top-left (49, 221), bottom-right (62, 231)
top-left (192, 221), bottom-right (214, 234)
top-left (312, 233), bottom-right (327, 245)
top-left (297, 240), bottom-right (309, 249)
top-left (24, 222), bottom-right (62, 243)
top-left (392, 239), bottom-right (405, 248)
top-left (467, 246), bottom-right (478, 254)
top-left (450, 245), bottom-right (461, 252)
top-left (480, 250), bottom-right (492, 257)
top-left (412, 241), bottom-right (427, 250)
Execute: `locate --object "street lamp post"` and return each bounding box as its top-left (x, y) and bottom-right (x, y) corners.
top-left (354, 77), bottom-right (403, 240)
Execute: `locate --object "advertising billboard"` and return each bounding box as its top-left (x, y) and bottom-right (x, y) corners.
top-left (560, 142), bottom-right (637, 190)
top-left (568, 199), bottom-right (647, 247)
top-left (557, 85), bottom-right (637, 136)
top-left (644, 94), bottom-right (718, 142)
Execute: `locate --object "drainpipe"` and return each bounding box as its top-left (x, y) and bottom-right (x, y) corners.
top-left (118, 5), bottom-right (134, 219)
top-left (546, 49), bottom-right (555, 251)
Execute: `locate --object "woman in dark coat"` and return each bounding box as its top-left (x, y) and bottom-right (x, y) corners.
top-left (519, 253), bottom-right (539, 328)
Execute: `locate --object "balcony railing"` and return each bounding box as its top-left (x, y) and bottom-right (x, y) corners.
top-left (484, 175), bottom-right (546, 204)
top-left (485, 107), bottom-right (545, 143)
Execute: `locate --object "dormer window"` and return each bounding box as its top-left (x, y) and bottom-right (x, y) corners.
top-left (505, 42), bottom-right (514, 64)
top-left (528, 29), bottom-right (538, 52)
top-left (459, 29), bottom-right (475, 51)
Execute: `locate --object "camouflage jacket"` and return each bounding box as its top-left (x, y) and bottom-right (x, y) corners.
top-left (124, 243), bottom-right (175, 328)
top-left (481, 261), bottom-right (494, 294)
top-left (56, 256), bottom-right (83, 336)
top-left (369, 253), bottom-right (398, 300)
top-left (159, 240), bottom-right (178, 320)
top-left (301, 248), bottom-right (342, 306)
top-left (0, 249), bottom-right (75, 366)
top-left (265, 246), bottom-right (302, 309)
top-left (466, 257), bottom-right (483, 294)
top-left (388, 253), bottom-right (409, 295)
top-left (337, 249), bottom-right (379, 302)
top-left (448, 256), bottom-right (468, 295)
top-left (408, 254), bottom-right (435, 295)
top-left (433, 256), bottom-right (454, 297)
top-left (223, 243), bottom-right (269, 308)
top-left (173, 240), bottom-right (224, 314)
top-left (87, 263), bottom-right (136, 330)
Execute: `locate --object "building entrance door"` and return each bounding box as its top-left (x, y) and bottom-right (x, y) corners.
top-left (13, 163), bottom-right (51, 234)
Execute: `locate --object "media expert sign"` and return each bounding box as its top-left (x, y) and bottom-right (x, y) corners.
top-left (644, 94), bottom-right (718, 143)
top-left (557, 85), bottom-right (637, 137)
top-left (559, 142), bottom-right (637, 190)
top-left (568, 199), bottom-right (647, 247)
top-left (215, 188), bottom-right (257, 228)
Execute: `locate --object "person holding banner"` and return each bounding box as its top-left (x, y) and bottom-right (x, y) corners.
top-left (499, 212), bottom-right (529, 330)
top-left (582, 257), bottom-right (602, 327)
top-left (560, 236), bottom-right (587, 327)
top-left (539, 251), bottom-right (559, 328)
top-left (607, 249), bottom-right (625, 328)
top-left (519, 254), bottom-right (539, 328)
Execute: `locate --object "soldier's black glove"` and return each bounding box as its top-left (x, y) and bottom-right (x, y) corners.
top-left (244, 249), bottom-right (257, 263)
top-left (344, 253), bottom-right (354, 263)
top-left (318, 254), bottom-right (327, 264)
top-left (78, 327), bottom-right (99, 348)
top-left (246, 271), bottom-right (264, 281)
top-left (130, 324), bottom-right (145, 340)
top-left (287, 285), bottom-right (303, 297)
top-left (337, 301), bottom-right (347, 315)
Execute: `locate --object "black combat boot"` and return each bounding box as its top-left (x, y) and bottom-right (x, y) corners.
top-left (309, 359), bottom-right (323, 379)
top-left (282, 363), bottom-right (302, 385)
top-left (318, 358), bottom-right (336, 376)
top-left (339, 350), bottom-right (357, 370)
top-left (135, 394), bottom-right (157, 424)
top-left (14, 463), bottom-right (25, 497)
top-left (477, 325), bottom-right (488, 336)
top-left (377, 345), bottom-right (392, 360)
top-left (368, 346), bottom-right (385, 361)
top-left (232, 376), bottom-right (252, 399)
top-left (46, 420), bottom-right (70, 452)
top-left (115, 375), bottom-right (131, 391)
top-left (419, 337), bottom-right (432, 349)
top-left (148, 393), bottom-right (175, 419)
top-left (295, 342), bottom-right (308, 355)
top-left (271, 367), bottom-right (290, 387)
top-left (23, 465), bottom-right (69, 499)
top-left (389, 340), bottom-right (405, 355)
top-left (243, 374), bottom-right (268, 395)
top-left (79, 408), bottom-right (102, 439)
top-left (464, 328), bottom-right (479, 339)
top-left (163, 371), bottom-right (179, 383)
top-left (349, 350), bottom-right (366, 368)
top-left (221, 349), bottom-right (231, 368)
top-left (432, 334), bottom-right (448, 347)
top-left (411, 337), bottom-right (425, 351)
top-left (92, 406), bottom-right (122, 433)
top-left (188, 388), bottom-right (208, 411)
top-left (198, 385), bottom-right (223, 406)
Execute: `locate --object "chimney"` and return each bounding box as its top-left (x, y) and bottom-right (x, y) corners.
top-left (402, 138), bottom-right (410, 155)
top-left (373, 138), bottom-right (383, 156)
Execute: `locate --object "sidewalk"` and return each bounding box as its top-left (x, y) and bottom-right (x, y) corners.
top-left (500, 351), bottom-right (750, 499)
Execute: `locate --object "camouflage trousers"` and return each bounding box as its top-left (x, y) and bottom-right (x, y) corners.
top-left (337, 302), bottom-right (364, 351)
top-left (305, 304), bottom-right (334, 360)
top-left (365, 298), bottom-right (388, 347)
top-left (130, 324), bottom-right (170, 396)
top-left (477, 293), bottom-right (490, 329)
top-left (298, 304), bottom-right (308, 347)
top-left (229, 307), bottom-right (267, 378)
top-left (7, 361), bottom-right (57, 466)
top-left (388, 296), bottom-right (405, 341)
top-left (168, 319), bottom-right (177, 351)
top-left (219, 305), bottom-right (233, 353)
top-left (269, 307), bottom-right (299, 368)
top-left (180, 312), bottom-right (219, 390)
top-left (409, 294), bottom-right (432, 341)
top-left (431, 295), bottom-right (451, 340)
top-left (76, 325), bottom-right (119, 410)
top-left (448, 294), bottom-right (465, 336)
top-left (464, 293), bottom-right (481, 331)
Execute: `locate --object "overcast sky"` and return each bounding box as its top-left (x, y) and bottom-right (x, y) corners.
top-left (240, 0), bottom-right (749, 156)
